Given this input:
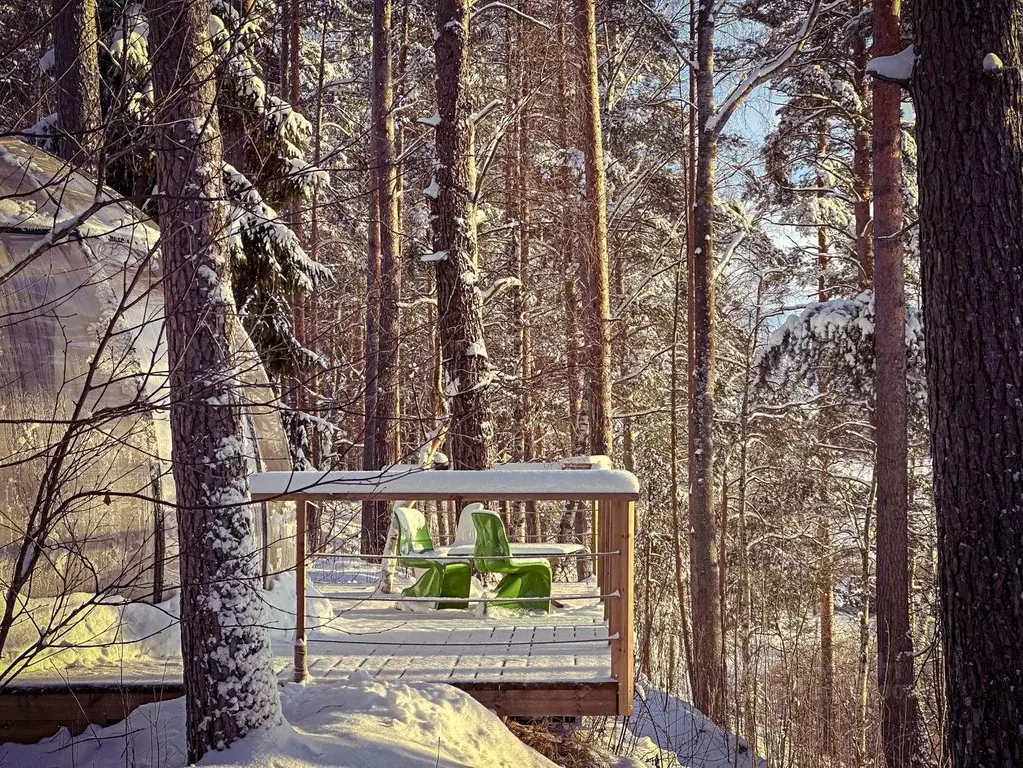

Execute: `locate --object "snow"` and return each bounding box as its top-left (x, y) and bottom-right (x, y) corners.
top-left (420, 249), bottom-right (448, 263)
top-left (867, 45), bottom-right (915, 83)
top-left (417, 110), bottom-right (442, 127)
top-left (0, 676), bottom-right (555, 767)
top-left (423, 177), bottom-right (440, 199)
top-left (593, 687), bottom-right (764, 768)
top-left (248, 468), bottom-right (640, 499)
top-left (984, 52), bottom-right (1005, 72)
top-left (38, 48), bottom-right (54, 74)
top-left (0, 138), bottom-right (160, 250)
top-left (0, 573), bottom-right (334, 671)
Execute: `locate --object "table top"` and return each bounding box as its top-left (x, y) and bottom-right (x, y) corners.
top-left (440, 542), bottom-right (587, 557)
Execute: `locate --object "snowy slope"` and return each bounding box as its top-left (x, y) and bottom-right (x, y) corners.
top-left (592, 686), bottom-right (764, 768)
top-left (0, 675), bottom-right (555, 768)
top-left (627, 687), bottom-right (764, 768)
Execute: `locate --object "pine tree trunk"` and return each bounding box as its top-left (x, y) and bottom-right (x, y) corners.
top-left (52, 0), bottom-right (101, 167)
top-left (361, 184), bottom-right (382, 550)
top-left (432, 0), bottom-right (493, 470)
top-left (689, 0), bottom-right (725, 724)
top-left (362, 0), bottom-right (402, 554)
top-left (516, 3), bottom-right (537, 538)
top-left (573, 0), bottom-right (612, 459)
top-left (147, 0), bottom-right (281, 759)
top-left (873, 2), bottom-right (924, 765)
top-left (856, 470), bottom-right (875, 766)
top-left (556, 7), bottom-right (589, 577)
top-left (371, 0), bottom-right (401, 472)
top-left (816, 141), bottom-right (835, 757)
top-left (917, 1), bottom-right (1023, 763)
top-left (503, 11), bottom-right (526, 540)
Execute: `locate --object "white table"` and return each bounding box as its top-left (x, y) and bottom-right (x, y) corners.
top-left (439, 542), bottom-right (586, 558)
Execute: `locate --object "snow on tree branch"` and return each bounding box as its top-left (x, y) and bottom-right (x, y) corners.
top-left (707, 0), bottom-right (825, 136)
top-left (867, 45), bottom-right (915, 87)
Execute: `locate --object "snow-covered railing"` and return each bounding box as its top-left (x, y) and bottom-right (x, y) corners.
top-left (248, 468), bottom-right (640, 502)
top-left (249, 463), bottom-right (637, 716)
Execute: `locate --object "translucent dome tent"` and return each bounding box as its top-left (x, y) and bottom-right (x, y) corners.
top-left (0, 138), bottom-right (294, 601)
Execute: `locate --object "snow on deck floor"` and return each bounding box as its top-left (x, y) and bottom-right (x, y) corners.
top-left (305, 581), bottom-right (612, 684)
top-left (7, 572), bottom-right (612, 688)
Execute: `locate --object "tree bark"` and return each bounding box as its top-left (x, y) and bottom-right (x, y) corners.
top-left (816, 134), bottom-right (835, 757)
top-left (503, 10), bottom-right (526, 540)
top-left (371, 0), bottom-right (401, 472)
top-left (556, 6), bottom-right (589, 577)
top-left (573, 0), bottom-right (613, 459)
top-left (362, 0), bottom-right (402, 554)
top-left (147, 0), bottom-right (281, 760)
top-left (51, 0), bottom-right (101, 167)
top-left (689, 0), bottom-right (725, 724)
top-left (432, 0), bottom-right (494, 470)
top-left (917, 1), bottom-right (1023, 763)
top-left (873, 2), bottom-right (924, 765)
top-left (516, 3), bottom-right (537, 538)
top-left (361, 185), bottom-right (383, 551)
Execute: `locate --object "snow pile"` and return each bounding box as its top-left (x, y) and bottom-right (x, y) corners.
top-left (756, 291), bottom-right (927, 399)
top-left (0, 571), bottom-right (334, 671)
top-left (592, 687), bottom-right (763, 768)
top-left (0, 676), bottom-right (555, 768)
top-left (866, 45), bottom-right (915, 83)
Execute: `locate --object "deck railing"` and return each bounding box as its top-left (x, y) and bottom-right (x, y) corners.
top-left (249, 466), bottom-right (638, 716)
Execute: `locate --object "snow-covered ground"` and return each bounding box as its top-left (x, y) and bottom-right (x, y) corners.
top-left (1, 558), bottom-right (761, 767)
top-left (581, 685), bottom-right (763, 768)
top-left (623, 685), bottom-right (764, 768)
top-left (0, 675), bottom-right (556, 767)
top-left (2, 561), bottom-right (611, 686)
top-left (0, 571), bottom-right (335, 680)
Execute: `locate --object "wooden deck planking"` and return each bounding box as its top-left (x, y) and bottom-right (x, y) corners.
top-left (0, 579), bottom-right (620, 743)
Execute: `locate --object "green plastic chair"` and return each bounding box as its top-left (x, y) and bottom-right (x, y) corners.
top-left (471, 510), bottom-right (552, 612)
top-left (395, 507), bottom-right (470, 609)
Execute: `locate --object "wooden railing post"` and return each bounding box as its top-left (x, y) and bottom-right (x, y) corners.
top-left (294, 498), bottom-right (308, 682)
top-left (608, 498), bottom-right (635, 716)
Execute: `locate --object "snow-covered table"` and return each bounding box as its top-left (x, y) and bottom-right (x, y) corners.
top-left (439, 542), bottom-right (586, 558)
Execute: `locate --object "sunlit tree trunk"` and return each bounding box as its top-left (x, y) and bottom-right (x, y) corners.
top-left (555, 7), bottom-right (589, 577)
top-left (362, 0), bottom-right (403, 554)
top-left (573, 0), bottom-right (612, 459)
top-left (147, 0), bottom-right (281, 759)
top-left (873, 1), bottom-right (924, 765)
top-left (361, 184), bottom-right (382, 548)
top-left (52, 0), bottom-right (101, 167)
top-left (516, 2), bottom-right (537, 538)
top-left (689, 0), bottom-right (725, 724)
top-left (371, 0), bottom-right (401, 473)
top-left (504, 10), bottom-right (526, 539)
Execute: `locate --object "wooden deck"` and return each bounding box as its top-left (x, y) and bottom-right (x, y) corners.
top-left (0, 466), bottom-right (637, 744)
top-left (0, 581), bottom-right (619, 743)
top-left (305, 581), bottom-right (613, 684)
